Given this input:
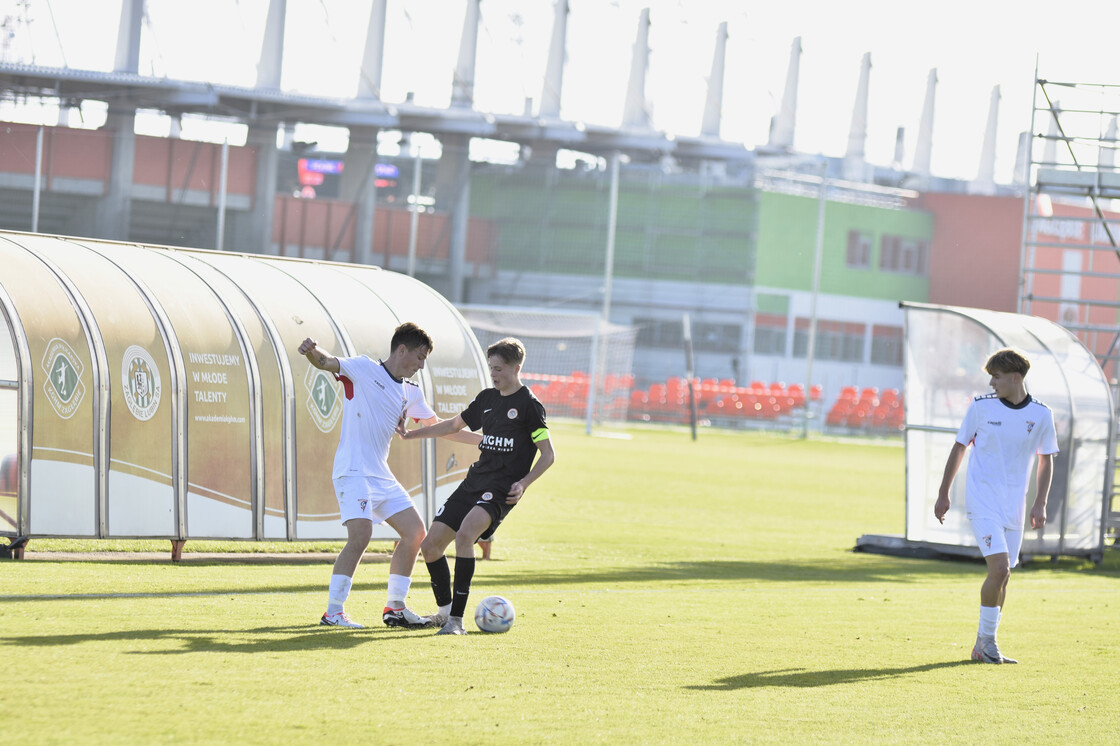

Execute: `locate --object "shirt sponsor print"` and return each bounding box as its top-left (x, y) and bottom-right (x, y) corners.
top-left (41, 337), bottom-right (85, 419)
top-left (121, 345), bottom-right (161, 421)
top-left (303, 364), bottom-right (342, 433)
top-left (481, 434), bottom-right (516, 452)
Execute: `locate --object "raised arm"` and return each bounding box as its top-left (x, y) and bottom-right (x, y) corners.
top-left (934, 441), bottom-right (967, 524)
top-left (297, 338), bottom-right (340, 374)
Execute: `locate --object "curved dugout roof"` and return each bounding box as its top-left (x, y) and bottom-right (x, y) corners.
top-left (0, 230), bottom-right (487, 541)
top-left (901, 302), bottom-right (1113, 559)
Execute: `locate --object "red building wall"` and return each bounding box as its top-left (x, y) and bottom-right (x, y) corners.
top-left (0, 123), bottom-right (256, 202)
top-left (0, 122), bottom-right (113, 191)
top-left (919, 192), bottom-right (1025, 313)
top-left (133, 134), bottom-right (256, 203)
top-left (1022, 199), bottom-right (1120, 365)
top-left (271, 198), bottom-right (497, 268)
top-left (921, 191), bottom-right (1120, 370)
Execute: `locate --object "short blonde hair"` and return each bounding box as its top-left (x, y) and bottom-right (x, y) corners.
top-left (985, 347), bottom-right (1030, 377)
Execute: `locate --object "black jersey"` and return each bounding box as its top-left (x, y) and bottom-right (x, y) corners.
top-left (459, 385), bottom-right (548, 492)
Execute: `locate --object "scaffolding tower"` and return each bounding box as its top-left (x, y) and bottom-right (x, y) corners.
top-left (1020, 75), bottom-right (1120, 542)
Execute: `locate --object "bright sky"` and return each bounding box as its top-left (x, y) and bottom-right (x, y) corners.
top-left (1, 0), bottom-right (1119, 182)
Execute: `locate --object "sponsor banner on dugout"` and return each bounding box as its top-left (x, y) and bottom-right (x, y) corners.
top-left (53, 240), bottom-right (176, 536)
top-left (0, 231), bottom-right (491, 542)
top-left (0, 238), bottom-right (98, 535)
top-left (118, 245), bottom-right (256, 538)
top-left (204, 256), bottom-right (343, 534)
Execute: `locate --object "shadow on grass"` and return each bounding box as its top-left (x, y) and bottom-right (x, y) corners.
top-left (489, 548), bottom-right (1120, 586)
top-left (0, 555), bottom-right (1031, 603)
top-left (0, 558), bottom-right (973, 603)
top-left (686, 660), bottom-right (973, 690)
top-left (489, 557), bottom-right (983, 587)
top-left (4, 551), bottom-right (1116, 604)
top-left (1017, 553), bottom-right (1120, 576)
top-left (0, 580), bottom-right (380, 602)
top-left (0, 625), bottom-right (430, 654)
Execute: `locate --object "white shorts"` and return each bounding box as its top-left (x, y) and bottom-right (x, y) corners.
top-left (970, 518), bottom-right (1024, 568)
top-left (332, 475), bottom-right (416, 525)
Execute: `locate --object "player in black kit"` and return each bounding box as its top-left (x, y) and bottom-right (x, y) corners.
top-left (398, 337), bottom-right (556, 635)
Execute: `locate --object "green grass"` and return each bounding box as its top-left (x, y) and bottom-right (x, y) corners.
top-left (1, 421), bottom-right (1117, 744)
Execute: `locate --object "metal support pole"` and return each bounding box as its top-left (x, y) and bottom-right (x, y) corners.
top-left (216, 138), bottom-right (229, 251)
top-left (585, 316), bottom-right (602, 435)
top-left (802, 161), bottom-right (827, 439)
top-left (684, 313), bottom-right (697, 441)
top-left (586, 152), bottom-right (621, 435)
top-left (31, 125), bottom-right (43, 232)
top-left (408, 145), bottom-right (421, 276)
top-left (1018, 59), bottom-right (1042, 315)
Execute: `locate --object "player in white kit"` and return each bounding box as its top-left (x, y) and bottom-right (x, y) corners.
top-left (299, 323), bottom-right (481, 629)
top-left (934, 348), bottom-right (1058, 664)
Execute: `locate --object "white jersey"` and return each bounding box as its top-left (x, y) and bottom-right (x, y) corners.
top-left (955, 393), bottom-right (1059, 529)
top-left (331, 355), bottom-right (435, 480)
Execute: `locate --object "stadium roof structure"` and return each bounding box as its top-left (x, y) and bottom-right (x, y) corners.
top-left (857, 302), bottom-right (1113, 563)
top-left (0, 60), bottom-right (752, 164)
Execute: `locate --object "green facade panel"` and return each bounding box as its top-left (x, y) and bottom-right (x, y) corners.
top-left (755, 191), bottom-right (933, 301)
top-left (470, 167), bottom-right (758, 284)
top-left (470, 167), bottom-right (933, 304)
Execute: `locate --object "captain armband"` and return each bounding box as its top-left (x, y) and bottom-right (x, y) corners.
top-left (531, 427), bottom-right (550, 443)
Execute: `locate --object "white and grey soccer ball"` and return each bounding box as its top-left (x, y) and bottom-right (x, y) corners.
top-left (474, 595), bottom-right (515, 633)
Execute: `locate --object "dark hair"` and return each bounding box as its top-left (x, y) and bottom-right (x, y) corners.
top-left (391, 322), bottom-right (433, 353)
top-left (985, 347), bottom-right (1030, 376)
top-left (487, 337), bottom-right (526, 365)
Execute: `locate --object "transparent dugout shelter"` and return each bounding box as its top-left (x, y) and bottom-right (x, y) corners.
top-left (860, 302), bottom-right (1113, 562)
top-left (0, 230), bottom-right (487, 543)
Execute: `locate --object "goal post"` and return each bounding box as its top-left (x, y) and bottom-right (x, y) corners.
top-left (458, 305), bottom-right (638, 433)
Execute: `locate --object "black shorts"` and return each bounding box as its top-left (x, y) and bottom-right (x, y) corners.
top-left (432, 484), bottom-right (514, 541)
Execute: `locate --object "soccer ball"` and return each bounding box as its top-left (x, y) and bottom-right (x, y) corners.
top-left (474, 595), bottom-right (515, 633)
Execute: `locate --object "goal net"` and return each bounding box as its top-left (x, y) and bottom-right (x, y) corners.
top-left (458, 305), bottom-right (638, 431)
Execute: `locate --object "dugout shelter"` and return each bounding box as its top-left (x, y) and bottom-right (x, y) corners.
top-left (857, 302), bottom-right (1113, 563)
top-left (0, 230), bottom-right (487, 546)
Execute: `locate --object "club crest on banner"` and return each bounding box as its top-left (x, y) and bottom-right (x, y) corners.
top-left (121, 345), bottom-right (161, 421)
top-left (41, 337), bottom-right (86, 419)
top-left (304, 365), bottom-right (342, 433)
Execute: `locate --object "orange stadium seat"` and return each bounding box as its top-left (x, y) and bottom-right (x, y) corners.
top-left (787, 383), bottom-right (806, 408)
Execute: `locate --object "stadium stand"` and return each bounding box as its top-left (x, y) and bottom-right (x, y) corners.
top-left (524, 370), bottom-right (900, 433)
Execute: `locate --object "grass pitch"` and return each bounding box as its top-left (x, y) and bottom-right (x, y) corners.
top-left (1, 422), bottom-right (1116, 744)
